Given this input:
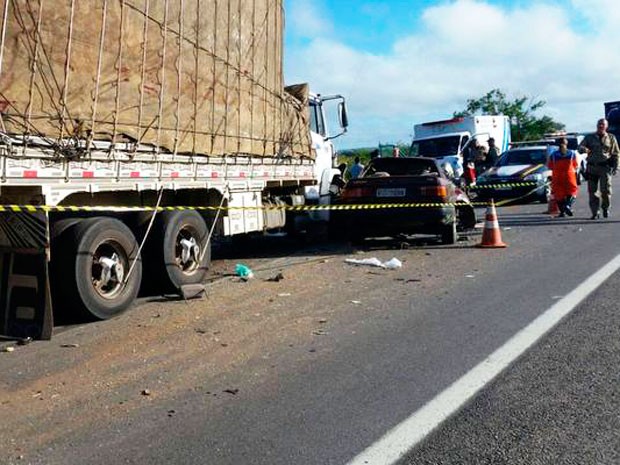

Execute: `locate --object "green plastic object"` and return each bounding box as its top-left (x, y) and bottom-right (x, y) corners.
top-left (235, 264), bottom-right (254, 280)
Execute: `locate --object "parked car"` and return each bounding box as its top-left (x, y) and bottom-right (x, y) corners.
top-left (330, 157), bottom-right (476, 244)
top-left (474, 145), bottom-right (552, 204)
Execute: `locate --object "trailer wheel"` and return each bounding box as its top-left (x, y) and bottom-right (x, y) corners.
top-left (157, 210), bottom-right (210, 292)
top-left (52, 217), bottom-right (142, 320)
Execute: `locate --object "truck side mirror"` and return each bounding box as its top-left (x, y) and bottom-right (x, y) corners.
top-left (338, 101), bottom-right (349, 130)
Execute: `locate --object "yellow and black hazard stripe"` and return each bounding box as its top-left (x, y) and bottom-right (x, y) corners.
top-left (467, 181), bottom-right (539, 190)
top-left (0, 203), bottom-right (476, 213)
top-left (0, 182), bottom-right (546, 214)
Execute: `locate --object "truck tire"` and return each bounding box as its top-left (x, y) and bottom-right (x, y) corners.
top-left (440, 221), bottom-right (458, 245)
top-left (51, 217), bottom-right (142, 320)
top-left (156, 210), bottom-right (210, 292)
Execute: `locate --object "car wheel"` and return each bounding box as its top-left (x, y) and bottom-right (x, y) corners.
top-left (440, 221), bottom-right (458, 245)
top-left (51, 217), bottom-right (142, 321)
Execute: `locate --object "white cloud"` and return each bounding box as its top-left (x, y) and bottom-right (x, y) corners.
top-left (285, 0), bottom-right (620, 148)
top-left (287, 0), bottom-right (333, 39)
top-left (571, 0), bottom-right (620, 31)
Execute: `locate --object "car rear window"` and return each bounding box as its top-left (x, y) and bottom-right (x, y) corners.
top-left (363, 158), bottom-right (439, 176)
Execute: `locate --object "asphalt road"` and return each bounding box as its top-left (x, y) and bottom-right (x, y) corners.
top-left (1, 182), bottom-right (619, 465)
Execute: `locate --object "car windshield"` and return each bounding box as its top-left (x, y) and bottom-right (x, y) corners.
top-left (497, 149), bottom-right (547, 167)
top-left (362, 158), bottom-right (440, 176)
top-left (410, 136), bottom-right (461, 159)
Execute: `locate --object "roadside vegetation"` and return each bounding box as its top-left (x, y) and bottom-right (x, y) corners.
top-left (454, 88), bottom-right (565, 142)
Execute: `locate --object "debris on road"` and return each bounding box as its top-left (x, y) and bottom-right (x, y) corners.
top-left (223, 388), bottom-right (239, 395)
top-left (277, 293), bottom-right (291, 297)
top-left (313, 329), bottom-right (328, 336)
top-left (235, 263), bottom-right (254, 281)
top-left (346, 257), bottom-right (384, 268)
top-left (345, 257), bottom-right (403, 269)
top-left (141, 389), bottom-right (152, 396)
top-left (384, 258), bottom-right (402, 269)
top-left (266, 272), bottom-right (285, 282)
top-left (350, 300), bottom-right (362, 305)
top-left (2, 346), bottom-right (15, 353)
top-left (61, 343), bottom-right (80, 348)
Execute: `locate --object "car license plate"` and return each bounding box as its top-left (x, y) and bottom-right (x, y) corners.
top-left (376, 188), bottom-right (406, 197)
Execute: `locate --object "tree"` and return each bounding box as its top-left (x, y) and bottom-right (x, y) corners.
top-left (454, 89), bottom-right (565, 141)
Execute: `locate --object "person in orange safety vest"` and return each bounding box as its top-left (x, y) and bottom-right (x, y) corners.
top-left (547, 137), bottom-right (579, 217)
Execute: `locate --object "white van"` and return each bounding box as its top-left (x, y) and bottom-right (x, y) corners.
top-left (411, 115), bottom-right (511, 177)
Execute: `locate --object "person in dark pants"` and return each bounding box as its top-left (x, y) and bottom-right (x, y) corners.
top-left (579, 118), bottom-right (620, 219)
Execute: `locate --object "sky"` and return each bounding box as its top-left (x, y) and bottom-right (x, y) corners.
top-left (283, 0), bottom-right (620, 150)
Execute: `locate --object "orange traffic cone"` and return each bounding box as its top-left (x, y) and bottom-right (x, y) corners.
top-left (547, 191), bottom-right (560, 216)
top-left (476, 200), bottom-right (507, 248)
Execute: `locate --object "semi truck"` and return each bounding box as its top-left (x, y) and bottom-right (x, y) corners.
top-left (410, 115), bottom-right (511, 177)
top-left (0, 0), bottom-right (348, 340)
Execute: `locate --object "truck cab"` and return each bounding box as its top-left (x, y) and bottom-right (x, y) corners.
top-left (410, 132), bottom-right (468, 178)
top-left (410, 116), bottom-right (511, 178)
top-left (305, 93), bottom-right (348, 208)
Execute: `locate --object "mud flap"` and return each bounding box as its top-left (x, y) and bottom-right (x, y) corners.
top-left (0, 211), bottom-right (53, 340)
top-left (0, 252), bottom-right (52, 340)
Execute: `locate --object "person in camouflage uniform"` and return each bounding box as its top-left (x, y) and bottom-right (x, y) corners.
top-left (579, 118), bottom-right (620, 219)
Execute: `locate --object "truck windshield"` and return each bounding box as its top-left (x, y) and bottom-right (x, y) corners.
top-left (410, 136), bottom-right (461, 159)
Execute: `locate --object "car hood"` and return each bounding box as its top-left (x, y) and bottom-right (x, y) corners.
top-left (483, 163), bottom-right (546, 179)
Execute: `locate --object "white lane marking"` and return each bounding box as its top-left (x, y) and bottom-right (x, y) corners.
top-left (346, 253), bottom-right (620, 465)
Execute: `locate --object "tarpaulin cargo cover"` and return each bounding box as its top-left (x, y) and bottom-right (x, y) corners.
top-left (0, 0), bottom-right (313, 158)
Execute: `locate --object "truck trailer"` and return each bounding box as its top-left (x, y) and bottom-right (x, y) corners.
top-left (0, 0), bottom-right (348, 339)
top-left (410, 115), bottom-right (511, 177)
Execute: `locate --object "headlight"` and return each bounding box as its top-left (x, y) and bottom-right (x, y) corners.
top-left (524, 173), bottom-right (544, 182)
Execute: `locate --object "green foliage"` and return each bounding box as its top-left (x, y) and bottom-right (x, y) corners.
top-left (454, 88), bottom-right (565, 142)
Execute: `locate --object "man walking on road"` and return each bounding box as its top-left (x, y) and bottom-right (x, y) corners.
top-left (579, 118), bottom-right (620, 219)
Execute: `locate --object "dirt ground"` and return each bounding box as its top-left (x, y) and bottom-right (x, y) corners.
top-left (0, 233), bottom-right (477, 461)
